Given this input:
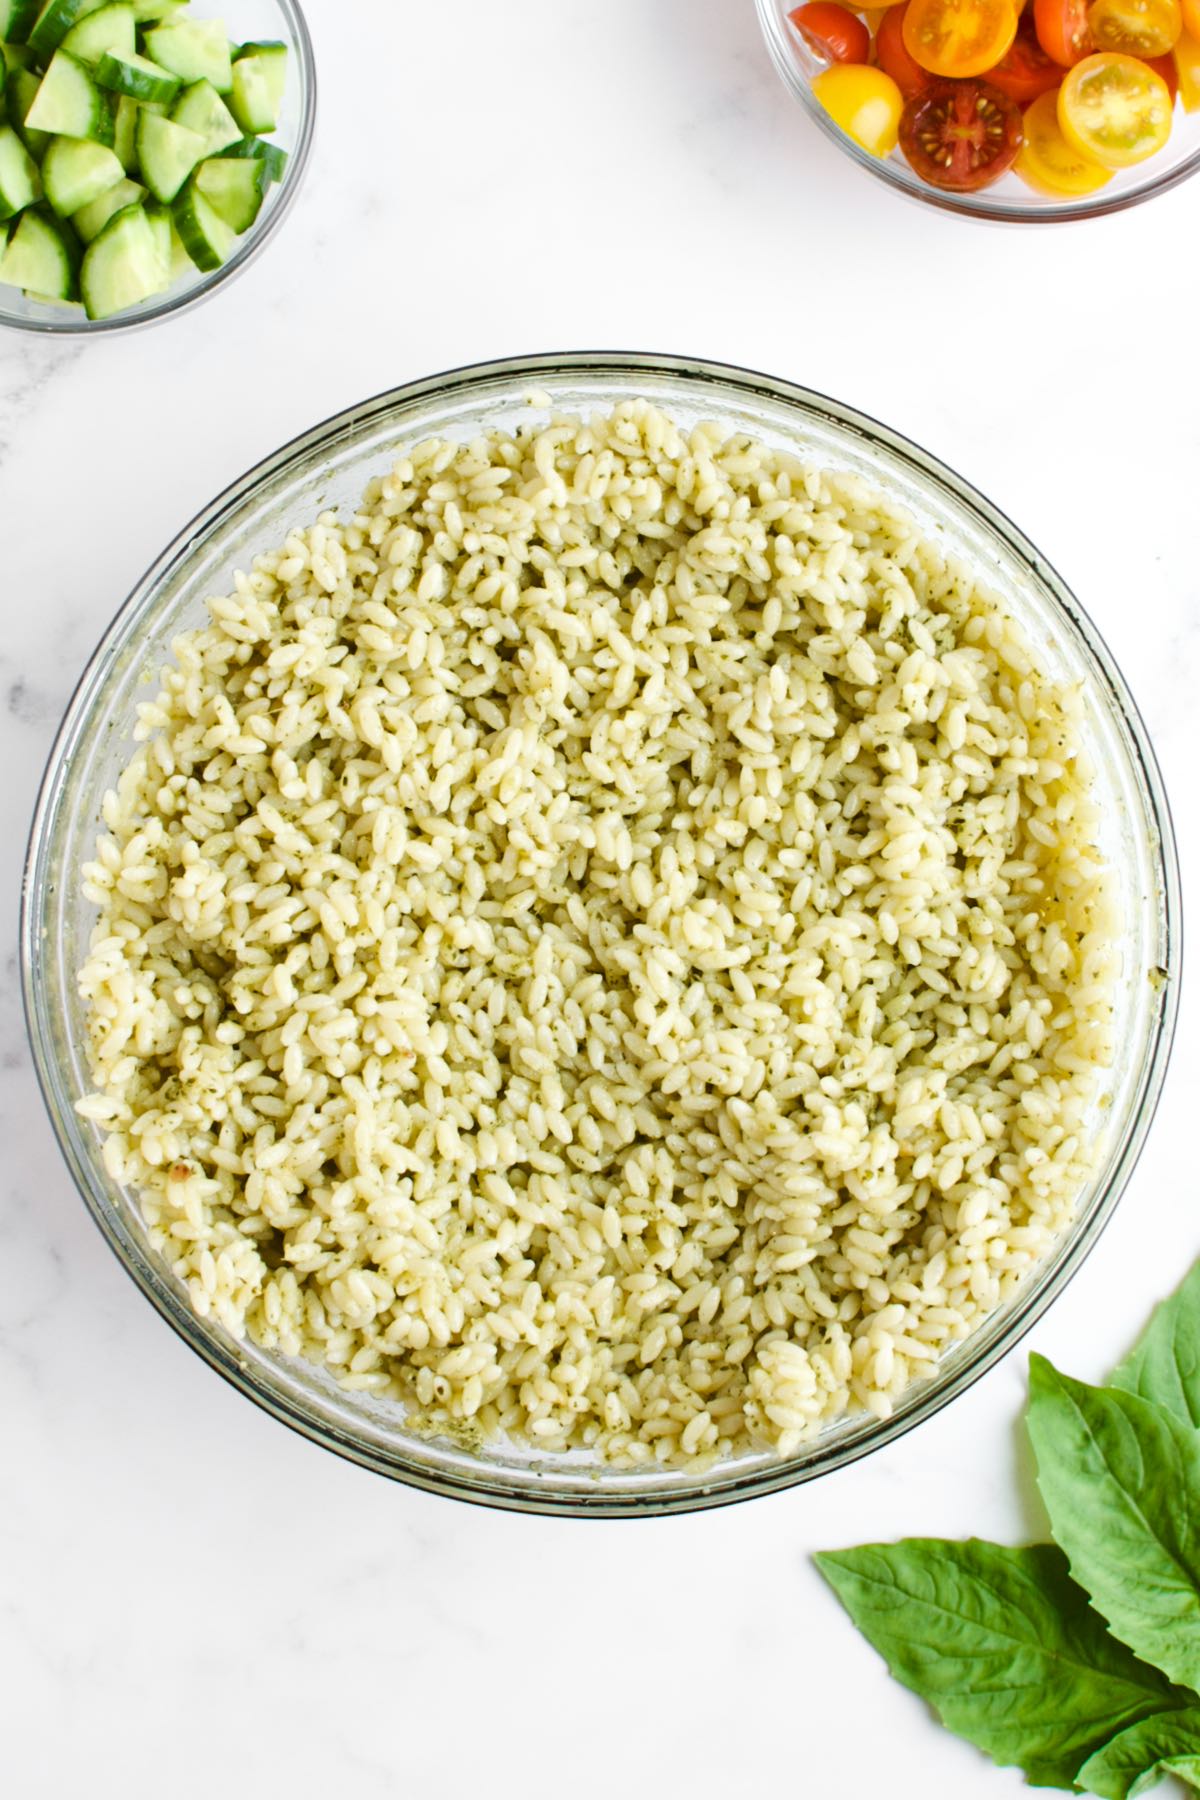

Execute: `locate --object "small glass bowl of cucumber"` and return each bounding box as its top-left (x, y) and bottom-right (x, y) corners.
top-left (0, 0), bottom-right (314, 332)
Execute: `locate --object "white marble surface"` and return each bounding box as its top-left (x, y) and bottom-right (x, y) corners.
top-left (2, 2), bottom-right (1199, 1793)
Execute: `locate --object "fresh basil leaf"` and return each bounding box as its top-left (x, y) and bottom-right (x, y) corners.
top-left (1027, 1355), bottom-right (1200, 1692)
top-left (814, 1538), bottom-right (1180, 1788)
top-left (1079, 1706), bottom-right (1200, 1798)
top-left (1111, 1262), bottom-right (1200, 1430)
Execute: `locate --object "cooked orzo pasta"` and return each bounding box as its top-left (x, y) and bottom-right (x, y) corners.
top-left (77, 400), bottom-right (1117, 1466)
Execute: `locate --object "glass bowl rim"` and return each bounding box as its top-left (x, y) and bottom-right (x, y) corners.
top-left (753, 0), bottom-right (1200, 225)
top-left (0, 0), bottom-right (316, 338)
top-left (21, 349), bottom-right (1183, 1515)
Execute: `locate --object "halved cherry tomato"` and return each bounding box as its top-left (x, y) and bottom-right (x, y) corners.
top-left (1175, 24), bottom-right (1200, 106)
top-left (875, 5), bottom-right (934, 93)
top-left (1141, 48), bottom-right (1180, 97)
top-left (1184, 0), bottom-right (1200, 34)
top-left (789, 2), bottom-right (872, 62)
top-left (1034, 0), bottom-right (1093, 62)
top-left (1088, 0), bottom-right (1181, 55)
top-left (813, 61), bottom-right (906, 152)
top-left (902, 0), bottom-right (1020, 75)
top-left (1016, 84), bottom-right (1115, 184)
top-left (1057, 49), bottom-right (1173, 160)
top-left (986, 13), bottom-right (1065, 98)
top-left (899, 76), bottom-right (1025, 184)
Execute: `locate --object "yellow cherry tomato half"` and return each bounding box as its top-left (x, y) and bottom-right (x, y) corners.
top-left (1058, 50), bottom-right (1173, 161)
top-left (1175, 24), bottom-right (1200, 106)
top-left (1016, 86), bottom-right (1115, 189)
top-left (1184, 0), bottom-right (1200, 32)
top-left (1088, 0), bottom-right (1181, 56)
top-left (902, 0), bottom-right (1019, 76)
top-left (812, 61), bottom-right (905, 152)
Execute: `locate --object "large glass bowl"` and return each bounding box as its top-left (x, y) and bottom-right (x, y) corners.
top-left (22, 352), bottom-right (1180, 1515)
top-left (755, 0), bottom-right (1200, 223)
top-left (0, 0), bottom-right (314, 335)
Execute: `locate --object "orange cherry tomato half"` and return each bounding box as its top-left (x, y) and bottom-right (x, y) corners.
top-left (1185, 0), bottom-right (1200, 33)
top-left (1057, 48), bottom-right (1173, 161)
top-left (875, 4), bottom-right (934, 92)
top-left (790, 2), bottom-right (873, 61)
top-left (1088, 0), bottom-right (1182, 56)
top-left (986, 13), bottom-right (1065, 97)
top-left (1034, 0), bottom-right (1093, 62)
top-left (1141, 47), bottom-right (1180, 97)
top-left (899, 76), bottom-right (1025, 183)
top-left (1175, 25), bottom-right (1200, 107)
top-left (903, 0), bottom-right (1020, 75)
top-left (812, 61), bottom-right (906, 152)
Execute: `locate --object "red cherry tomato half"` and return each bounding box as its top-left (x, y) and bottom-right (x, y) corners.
top-left (875, 4), bottom-right (934, 93)
top-left (986, 13), bottom-right (1064, 99)
top-left (1033, 0), bottom-right (1092, 64)
top-left (899, 76), bottom-right (1025, 185)
top-left (789, 2), bottom-right (872, 61)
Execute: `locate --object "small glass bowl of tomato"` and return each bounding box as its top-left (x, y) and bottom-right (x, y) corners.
top-left (756, 0), bottom-right (1200, 219)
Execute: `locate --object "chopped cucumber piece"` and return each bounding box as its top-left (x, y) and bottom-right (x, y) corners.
top-left (79, 195), bottom-right (160, 313)
top-left (6, 64), bottom-right (49, 152)
top-left (96, 47), bottom-right (177, 101)
top-left (111, 83), bottom-right (134, 162)
top-left (170, 168), bottom-right (229, 268)
top-left (193, 150), bottom-right (261, 230)
top-left (219, 131), bottom-right (285, 183)
top-left (60, 0), bottom-right (131, 61)
top-left (169, 74), bottom-right (236, 152)
top-left (28, 0), bottom-right (104, 58)
top-left (0, 1), bottom-right (41, 43)
top-left (143, 15), bottom-right (229, 92)
top-left (143, 188), bottom-right (167, 275)
top-left (71, 168), bottom-right (138, 235)
top-left (165, 209), bottom-right (185, 273)
top-left (0, 118), bottom-right (39, 213)
top-left (130, 0), bottom-right (181, 17)
top-left (2, 35), bottom-right (37, 65)
top-left (26, 48), bottom-right (113, 140)
top-left (42, 132), bottom-right (121, 211)
top-left (0, 202), bottom-right (78, 295)
top-left (228, 38), bottom-right (284, 134)
top-left (134, 103), bottom-right (199, 197)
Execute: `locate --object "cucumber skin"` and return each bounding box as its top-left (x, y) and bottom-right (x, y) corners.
top-left (170, 171), bottom-right (231, 270)
top-left (29, 0), bottom-right (106, 60)
top-left (95, 49), bottom-right (179, 102)
top-left (1, 0), bottom-right (42, 45)
top-left (220, 132), bottom-right (286, 184)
